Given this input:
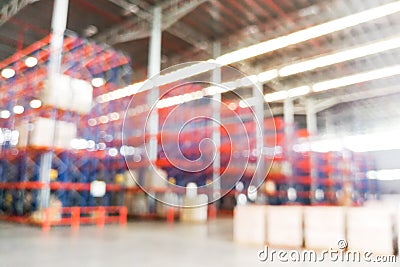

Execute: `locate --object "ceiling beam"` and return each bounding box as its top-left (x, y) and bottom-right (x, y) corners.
top-left (127, 0), bottom-right (152, 11)
top-left (167, 20), bottom-right (209, 50)
top-left (0, 0), bottom-right (38, 27)
top-left (96, 17), bottom-right (150, 43)
top-left (107, 0), bottom-right (152, 20)
top-left (313, 85), bottom-right (400, 113)
top-left (162, 0), bottom-right (207, 29)
top-left (98, 0), bottom-right (210, 48)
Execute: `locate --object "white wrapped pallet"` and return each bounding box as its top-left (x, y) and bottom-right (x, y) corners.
top-left (69, 78), bottom-right (93, 114)
top-left (143, 167), bottom-right (168, 189)
top-left (304, 206), bottom-right (345, 250)
top-left (54, 120), bottom-right (77, 149)
top-left (42, 74), bottom-right (71, 111)
top-left (42, 74), bottom-right (93, 114)
top-left (347, 207), bottom-right (395, 255)
top-left (30, 117), bottom-right (56, 148)
top-left (266, 205), bottom-right (303, 248)
top-left (233, 205), bottom-right (268, 245)
top-left (16, 117), bottom-right (77, 149)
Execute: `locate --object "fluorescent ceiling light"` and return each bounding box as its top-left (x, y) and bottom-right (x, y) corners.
top-left (96, 81), bottom-right (147, 103)
top-left (228, 102), bottom-right (237, 110)
top-left (13, 105), bottom-right (24, 114)
top-left (70, 138), bottom-right (89, 150)
top-left (98, 115), bottom-right (109, 124)
top-left (109, 112), bottom-right (120, 121)
top-left (1, 68), bottom-right (15, 79)
top-left (108, 148), bottom-right (118, 157)
top-left (295, 130), bottom-right (400, 153)
top-left (239, 97), bottom-right (257, 108)
top-left (215, 1), bottom-right (400, 65)
top-left (264, 86), bottom-right (311, 102)
top-left (312, 64), bottom-right (400, 92)
top-left (91, 77), bottom-right (106, 88)
top-left (287, 86), bottom-right (311, 98)
top-left (88, 118), bottom-right (97, 126)
top-left (29, 99), bottom-right (42, 109)
top-left (24, 57), bottom-right (38, 68)
top-left (96, 2), bottom-right (400, 104)
top-left (155, 62), bottom-right (216, 86)
top-left (257, 69), bottom-right (278, 82)
top-left (156, 90), bottom-right (204, 109)
top-left (144, 62), bottom-right (400, 106)
top-left (264, 91), bottom-right (288, 102)
top-left (311, 139), bottom-right (343, 153)
top-left (264, 65), bottom-right (400, 102)
top-left (0, 110), bottom-right (10, 119)
top-left (99, 63), bottom-right (400, 109)
top-left (367, 169), bottom-right (400, 181)
top-left (279, 36), bottom-right (400, 76)
top-left (343, 131), bottom-right (400, 152)
top-left (101, 35), bottom-right (400, 104)
top-left (154, 79), bottom-right (243, 109)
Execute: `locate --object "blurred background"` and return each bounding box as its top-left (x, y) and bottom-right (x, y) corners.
top-left (0, 0), bottom-right (399, 266)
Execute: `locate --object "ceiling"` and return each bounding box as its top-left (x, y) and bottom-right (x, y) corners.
top-left (0, 0), bottom-right (399, 116)
top-left (0, 0), bottom-right (341, 72)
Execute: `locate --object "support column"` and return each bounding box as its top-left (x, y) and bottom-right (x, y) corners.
top-left (147, 6), bottom-right (162, 164)
top-left (48, 0), bottom-right (69, 78)
top-left (306, 98), bottom-right (318, 204)
top-left (283, 97), bottom-right (295, 202)
top-left (39, 0), bottom-right (69, 209)
top-left (306, 99), bottom-right (317, 136)
top-left (211, 42), bottom-right (221, 207)
top-left (250, 82), bottom-right (264, 193)
top-left (284, 98), bottom-right (294, 127)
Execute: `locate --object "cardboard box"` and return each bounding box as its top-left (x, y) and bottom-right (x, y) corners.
top-left (233, 205), bottom-right (268, 245)
top-left (266, 206), bottom-right (303, 248)
top-left (304, 206), bottom-right (346, 250)
top-left (156, 192), bottom-right (179, 217)
top-left (347, 207), bottom-right (395, 255)
top-left (180, 194), bottom-right (208, 223)
top-left (30, 196), bottom-right (62, 223)
top-left (124, 192), bottom-right (149, 216)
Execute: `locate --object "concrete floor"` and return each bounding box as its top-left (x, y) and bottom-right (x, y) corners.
top-left (0, 219), bottom-right (396, 267)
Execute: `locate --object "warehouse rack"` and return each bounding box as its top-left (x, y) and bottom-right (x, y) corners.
top-left (312, 152), bottom-right (341, 204)
top-left (0, 206), bottom-right (127, 231)
top-left (116, 77), bottom-right (379, 217)
top-left (351, 152), bottom-right (379, 205)
top-left (0, 33), bottom-right (380, 223)
top-left (0, 32), bottom-right (132, 225)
